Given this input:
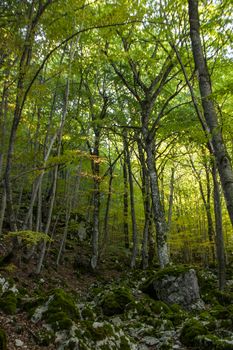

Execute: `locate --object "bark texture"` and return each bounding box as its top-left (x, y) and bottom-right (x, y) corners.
top-left (188, 0), bottom-right (233, 226)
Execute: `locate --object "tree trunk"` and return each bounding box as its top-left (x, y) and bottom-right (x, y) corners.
top-left (124, 133), bottom-right (138, 268)
top-left (90, 130), bottom-right (100, 270)
top-left (4, 2), bottom-right (51, 232)
top-left (167, 167), bottom-right (175, 231)
top-left (123, 149), bottom-right (130, 249)
top-left (101, 165), bottom-right (114, 255)
top-left (188, 0), bottom-right (233, 226)
top-left (145, 139), bottom-right (169, 267)
top-left (0, 187), bottom-right (6, 236)
top-left (36, 72), bottom-right (70, 273)
top-left (190, 156), bottom-right (215, 263)
top-left (212, 162), bottom-right (226, 290)
top-left (137, 138), bottom-right (150, 269)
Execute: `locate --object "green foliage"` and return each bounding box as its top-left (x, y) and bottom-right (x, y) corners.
top-left (0, 291), bottom-right (17, 315)
top-left (101, 287), bottom-right (134, 316)
top-left (42, 288), bottom-right (80, 330)
top-left (180, 318), bottom-right (208, 346)
top-left (35, 329), bottom-right (55, 346)
top-left (8, 231), bottom-right (53, 245)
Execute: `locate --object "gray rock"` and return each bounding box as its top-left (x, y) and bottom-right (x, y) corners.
top-left (152, 268), bottom-right (204, 310)
top-left (137, 345), bottom-right (149, 350)
top-left (141, 336), bottom-right (159, 346)
top-left (15, 339), bottom-right (24, 347)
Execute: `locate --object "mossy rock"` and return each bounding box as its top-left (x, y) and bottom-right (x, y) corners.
top-left (209, 305), bottom-right (230, 320)
top-left (0, 291), bottom-right (17, 315)
top-left (81, 305), bottom-right (96, 320)
top-left (20, 296), bottom-right (45, 316)
top-left (140, 272), bottom-right (157, 297)
top-left (219, 319), bottom-right (233, 330)
top-left (154, 265), bottom-right (191, 281)
top-left (45, 288), bottom-right (80, 320)
top-left (166, 303), bottom-right (187, 326)
top-left (180, 318), bottom-right (208, 346)
top-left (197, 270), bottom-right (218, 303)
top-left (150, 300), bottom-right (170, 314)
top-left (125, 297), bottom-right (169, 317)
top-left (84, 321), bottom-right (114, 341)
top-left (101, 287), bottom-right (134, 316)
top-left (125, 300), bottom-right (150, 316)
top-left (40, 289), bottom-right (80, 330)
top-left (0, 329), bottom-right (6, 350)
top-left (35, 329), bottom-right (55, 346)
top-left (45, 311), bottom-right (73, 331)
top-left (196, 334), bottom-right (233, 350)
top-left (119, 335), bottom-right (134, 350)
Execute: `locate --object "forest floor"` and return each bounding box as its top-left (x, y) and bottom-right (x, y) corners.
top-left (1, 239), bottom-right (233, 350)
top-left (0, 240), bottom-right (125, 350)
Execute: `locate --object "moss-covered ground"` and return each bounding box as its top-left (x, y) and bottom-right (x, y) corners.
top-left (1, 246), bottom-right (233, 350)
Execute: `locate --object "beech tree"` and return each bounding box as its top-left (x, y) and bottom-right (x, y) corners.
top-left (0, 0), bottom-right (232, 276)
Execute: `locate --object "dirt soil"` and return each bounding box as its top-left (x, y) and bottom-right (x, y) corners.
top-left (0, 242), bottom-right (124, 350)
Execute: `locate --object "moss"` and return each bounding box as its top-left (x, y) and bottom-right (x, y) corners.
top-left (84, 321), bottom-right (114, 341)
top-left (81, 306), bottom-right (95, 320)
top-left (101, 287), bottom-right (134, 316)
top-left (0, 329), bottom-right (6, 350)
top-left (140, 272), bottom-right (157, 297)
top-left (214, 290), bottom-right (233, 306)
top-left (166, 304), bottom-right (187, 326)
top-left (197, 270), bottom-right (218, 304)
top-left (140, 265), bottom-right (192, 299)
top-left (196, 334), bottom-right (233, 350)
top-left (45, 288), bottom-right (80, 321)
top-left (20, 296), bottom-right (45, 316)
top-left (46, 311), bottom-right (73, 331)
top-left (35, 329), bottom-right (55, 346)
top-left (154, 265), bottom-right (191, 281)
top-left (40, 289), bottom-right (80, 331)
top-left (180, 318), bottom-right (208, 346)
top-left (150, 300), bottom-right (170, 314)
top-left (209, 305), bottom-right (230, 319)
top-left (126, 297), bottom-right (169, 317)
top-left (219, 319), bottom-right (233, 329)
top-left (0, 291), bottom-right (17, 315)
top-left (120, 336), bottom-right (131, 350)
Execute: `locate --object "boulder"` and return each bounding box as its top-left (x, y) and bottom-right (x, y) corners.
top-left (141, 266), bottom-right (204, 310)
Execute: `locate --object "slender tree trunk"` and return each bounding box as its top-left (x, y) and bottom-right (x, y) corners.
top-left (0, 79), bottom-right (8, 178)
top-left (36, 163), bottom-right (59, 273)
top-left (137, 138), bottom-right (150, 269)
top-left (36, 72), bottom-right (70, 273)
top-left (168, 167), bottom-right (175, 231)
top-left (56, 189), bottom-right (72, 266)
top-left (4, 2), bottom-right (51, 232)
top-left (145, 140), bottom-right (169, 267)
top-left (0, 80), bottom-right (8, 236)
top-left (212, 162), bottom-right (226, 290)
top-left (204, 156), bottom-right (215, 262)
top-left (90, 127), bottom-right (101, 269)
top-left (123, 148), bottom-right (130, 249)
top-left (188, 0), bottom-right (233, 227)
top-left (148, 208), bottom-right (155, 266)
top-left (0, 187), bottom-right (6, 236)
top-left (101, 165), bottom-right (114, 255)
top-left (124, 133), bottom-right (138, 268)
top-left (190, 156), bottom-right (215, 262)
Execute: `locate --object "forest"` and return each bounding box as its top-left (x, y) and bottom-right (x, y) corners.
top-left (0, 0), bottom-right (233, 349)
